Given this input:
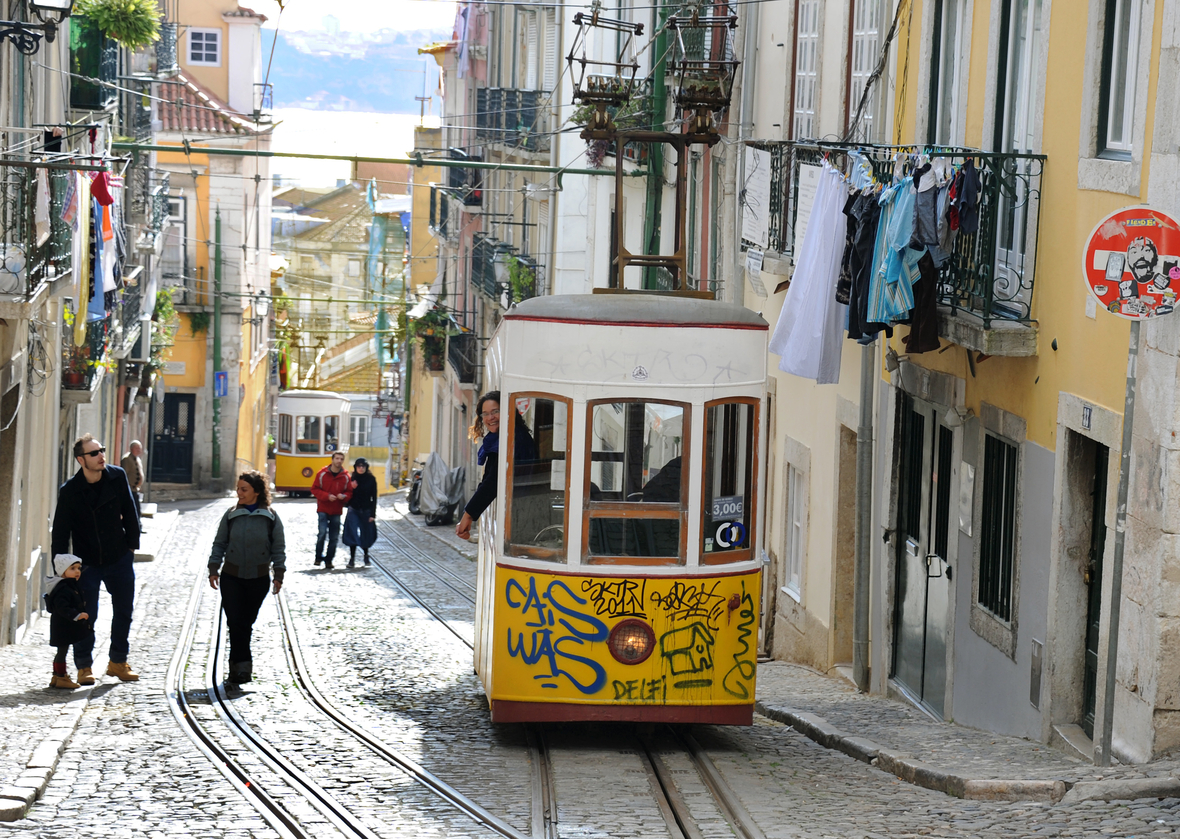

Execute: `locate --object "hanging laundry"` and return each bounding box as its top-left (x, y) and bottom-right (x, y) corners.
top-left (88, 200), bottom-right (107, 321)
top-left (845, 191), bottom-right (890, 342)
top-left (90, 171), bottom-right (114, 207)
top-left (868, 179), bottom-right (923, 324)
top-left (60, 171), bottom-right (79, 229)
top-left (769, 163), bottom-right (849, 385)
top-left (835, 192), bottom-right (857, 305)
top-left (34, 168), bottom-right (51, 247)
top-left (100, 200), bottom-right (117, 293)
top-left (953, 159), bottom-right (981, 234)
top-left (73, 176), bottom-right (91, 348)
top-left (903, 251), bottom-right (942, 354)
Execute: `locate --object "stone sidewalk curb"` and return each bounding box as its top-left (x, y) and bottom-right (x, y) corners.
top-left (0, 693), bottom-right (90, 821)
top-left (755, 701), bottom-right (1068, 803)
top-left (0, 509), bottom-right (182, 822)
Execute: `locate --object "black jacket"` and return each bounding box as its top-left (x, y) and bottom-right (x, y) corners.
top-left (464, 454), bottom-right (497, 521)
top-left (347, 471), bottom-right (379, 514)
top-left (45, 578), bottom-right (92, 647)
top-left (51, 465), bottom-right (140, 567)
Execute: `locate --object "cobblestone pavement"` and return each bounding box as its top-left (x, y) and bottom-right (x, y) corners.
top-left (6, 496), bottom-right (1180, 838)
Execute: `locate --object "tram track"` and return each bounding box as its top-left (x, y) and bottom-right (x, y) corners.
top-left (376, 510), bottom-right (767, 839)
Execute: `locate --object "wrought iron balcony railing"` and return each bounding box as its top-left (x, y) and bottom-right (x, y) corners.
top-left (69, 16), bottom-right (118, 111)
top-left (475, 87), bottom-right (551, 153)
top-left (0, 168), bottom-right (72, 298)
top-left (155, 22), bottom-right (179, 77)
top-left (446, 332), bottom-right (478, 384)
top-left (149, 172), bottom-right (170, 234)
top-left (747, 141), bottom-right (1046, 330)
top-left (471, 233), bottom-right (500, 301)
top-left (62, 313), bottom-right (111, 391)
top-left (112, 283), bottom-right (143, 355)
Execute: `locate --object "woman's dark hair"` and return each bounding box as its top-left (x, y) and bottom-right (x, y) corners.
top-left (468, 390), bottom-right (500, 441)
top-left (237, 470), bottom-right (272, 508)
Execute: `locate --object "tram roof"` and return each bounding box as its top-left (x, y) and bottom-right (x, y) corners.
top-left (503, 294), bottom-right (768, 329)
top-left (277, 389), bottom-right (347, 400)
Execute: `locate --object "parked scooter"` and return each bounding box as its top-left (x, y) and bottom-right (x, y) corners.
top-left (418, 452), bottom-right (466, 526)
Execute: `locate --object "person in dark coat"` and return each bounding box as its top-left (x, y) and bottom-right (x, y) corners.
top-left (343, 457), bottom-right (378, 567)
top-left (51, 433), bottom-right (141, 685)
top-left (208, 471), bottom-right (286, 685)
top-left (455, 391), bottom-right (536, 541)
top-left (44, 553), bottom-right (93, 690)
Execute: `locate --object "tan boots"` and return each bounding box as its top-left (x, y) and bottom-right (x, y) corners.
top-left (105, 662), bottom-right (139, 682)
top-left (49, 674), bottom-right (80, 689)
top-left (76, 667), bottom-right (95, 685)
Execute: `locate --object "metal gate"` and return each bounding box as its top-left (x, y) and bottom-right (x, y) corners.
top-left (892, 394), bottom-right (953, 717)
top-left (151, 393), bottom-right (195, 483)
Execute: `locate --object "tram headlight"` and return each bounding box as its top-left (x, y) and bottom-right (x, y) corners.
top-left (608, 619), bottom-right (655, 665)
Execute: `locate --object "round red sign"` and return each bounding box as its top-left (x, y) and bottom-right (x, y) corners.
top-left (1084, 206), bottom-right (1180, 320)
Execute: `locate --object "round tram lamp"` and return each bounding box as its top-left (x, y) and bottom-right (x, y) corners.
top-left (608, 619), bottom-right (656, 665)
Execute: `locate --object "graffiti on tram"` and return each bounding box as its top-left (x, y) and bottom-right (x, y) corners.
top-left (496, 568), bottom-right (760, 704)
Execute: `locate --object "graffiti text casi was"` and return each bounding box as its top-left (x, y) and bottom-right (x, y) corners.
top-left (505, 576), bottom-right (608, 695)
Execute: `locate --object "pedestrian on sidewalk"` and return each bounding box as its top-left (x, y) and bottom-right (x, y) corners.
top-left (342, 457), bottom-right (377, 568)
top-left (311, 451), bottom-right (351, 569)
top-left (44, 554), bottom-right (92, 690)
top-left (121, 440), bottom-right (145, 533)
top-left (51, 434), bottom-right (141, 685)
top-left (455, 391), bottom-right (535, 541)
top-left (208, 471), bottom-right (286, 685)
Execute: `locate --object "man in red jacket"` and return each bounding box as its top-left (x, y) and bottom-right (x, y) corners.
top-left (311, 451), bottom-right (352, 569)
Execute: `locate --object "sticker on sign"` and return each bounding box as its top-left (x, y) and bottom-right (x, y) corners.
top-left (711, 494), bottom-right (744, 519)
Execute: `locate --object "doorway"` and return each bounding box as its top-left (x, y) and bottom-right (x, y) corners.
top-left (1081, 440), bottom-right (1109, 738)
top-left (892, 393), bottom-right (954, 717)
top-left (151, 393), bottom-right (195, 483)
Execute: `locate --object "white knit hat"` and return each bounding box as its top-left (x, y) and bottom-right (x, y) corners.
top-left (52, 554), bottom-right (82, 577)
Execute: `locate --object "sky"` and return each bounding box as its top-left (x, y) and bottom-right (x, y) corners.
top-left (248, 0), bottom-right (458, 34)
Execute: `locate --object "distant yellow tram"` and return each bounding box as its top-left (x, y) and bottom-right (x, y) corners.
top-left (474, 294), bottom-right (768, 724)
top-left (275, 390), bottom-right (351, 494)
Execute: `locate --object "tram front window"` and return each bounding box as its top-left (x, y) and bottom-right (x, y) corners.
top-left (587, 401), bottom-right (686, 563)
top-left (506, 395), bottom-right (569, 558)
top-left (278, 414), bottom-right (292, 453)
top-left (703, 400), bottom-right (757, 562)
top-left (324, 415), bottom-right (340, 453)
top-left (296, 416), bottom-right (321, 454)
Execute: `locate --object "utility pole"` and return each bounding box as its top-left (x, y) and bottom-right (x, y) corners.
top-left (212, 207), bottom-right (222, 481)
top-left (643, 0), bottom-right (668, 290)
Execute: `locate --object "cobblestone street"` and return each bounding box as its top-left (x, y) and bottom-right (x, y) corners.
top-left (3, 497), bottom-right (1180, 838)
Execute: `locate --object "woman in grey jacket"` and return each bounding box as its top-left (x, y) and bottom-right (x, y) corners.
top-left (208, 471), bottom-right (286, 684)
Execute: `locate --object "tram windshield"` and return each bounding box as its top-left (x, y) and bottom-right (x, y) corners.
top-left (702, 401), bottom-right (756, 561)
top-left (505, 395), bottom-right (569, 559)
top-left (296, 416), bottom-right (321, 454)
top-left (278, 414), bottom-right (292, 453)
top-left (586, 401), bottom-right (686, 563)
top-left (324, 415), bottom-right (340, 453)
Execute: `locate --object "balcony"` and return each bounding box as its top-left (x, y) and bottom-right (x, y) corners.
top-left (471, 234), bottom-right (501, 301)
top-left (69, 16), bottom-right (118, 111)
top-left (111, 281), bottom-right (144, 357)
top-left (429, 185), bottom-right (450, 239)
top-left (62, 313), bottom-right (112, 401)
top-left (444, 149), bottom-right (483, 208)
top-left (0, 168), bottom-right (72, 301)
top-left (155, 22), bottom-right (179, 77)
top-left (749, 141), bottom-right (1046, 357)
top-left (447, 332), bottom-right (478, 384)
top-left (475, 87), bottom-right (551, 154)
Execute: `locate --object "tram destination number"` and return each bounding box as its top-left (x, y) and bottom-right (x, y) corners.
top-left (711, 495), bottom-right (744, 520)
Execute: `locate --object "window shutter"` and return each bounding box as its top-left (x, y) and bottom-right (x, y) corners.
top-left (543, 10), bottom-right (558, 92)
top-left (525, 13), bottom-right (539, 90)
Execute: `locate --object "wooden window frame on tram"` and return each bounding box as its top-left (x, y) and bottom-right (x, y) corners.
top-left (699, 396), bottom-right (760, 566)
top-left (582, 398), bottom-right (691, 567)
top-left (503, 392), bottom-right (573, 562)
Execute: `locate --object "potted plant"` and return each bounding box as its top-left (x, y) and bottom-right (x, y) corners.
top-left (74, 0), bottom-right (162, 49)
top-left (63, 344), bottom-right (88, 387)
top-left (409, 306), bottom-right (453, 374)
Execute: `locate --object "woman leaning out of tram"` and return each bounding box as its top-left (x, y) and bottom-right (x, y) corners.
top-left (208, 471), bottom-right (286, 684)
top-left (343, 457), bottom-right (378, 567)
top-left (455, 391), bottom-right (535, 541)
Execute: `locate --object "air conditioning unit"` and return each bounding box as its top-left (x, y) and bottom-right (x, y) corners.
top-left (129, 315), bottom-right (152, 363)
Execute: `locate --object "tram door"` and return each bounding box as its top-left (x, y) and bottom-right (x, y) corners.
top-left (151, 393), bottom-right (195, 483)
top-left (891, 394), bottom-right (953, 717)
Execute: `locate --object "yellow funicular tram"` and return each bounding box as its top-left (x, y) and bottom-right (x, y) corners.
top-left (474, 4), bottom-right (766, 724)
top-left (275, 390), bottom-right (351, 494)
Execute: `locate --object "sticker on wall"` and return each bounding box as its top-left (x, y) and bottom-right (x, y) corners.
top-left (1084, 206), bottom-right (1180, 320)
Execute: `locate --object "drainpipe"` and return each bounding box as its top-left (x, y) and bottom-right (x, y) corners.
top-left (642, 0), bottom-right (668, 289)
top-left (853, 338), bottom-right (876, 692)
top-left (212, 207), bottom-right (222, 481)
top-left (732, 0), bottom-right (758, 305)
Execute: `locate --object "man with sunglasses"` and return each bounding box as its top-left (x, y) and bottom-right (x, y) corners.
top-left (51, 434), bottom-right (141, 684)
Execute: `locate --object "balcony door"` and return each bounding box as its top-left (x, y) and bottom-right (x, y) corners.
top-left (992, 0), bottom-right (1044, 318)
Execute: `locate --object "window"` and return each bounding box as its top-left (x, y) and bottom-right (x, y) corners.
top-left (300, 255), bottom-right (314, 272)
top-left (295, 416), bottom-right (320, 454)
top-left (702, 400), bottom-right (757, 564)
top-left (978, 434), bottom-right (1018, 621)
top-left (847, 0), bottom-right (886, 141)
top-left (324, 415), bottom-right (340, 453)
top-left (188, 29), bottom-right (220, 66)
top-left (1098, 0), bottom-right (1142, 156)
top-left (160, 197), bottom-right (186, 286)
top-left (785, 464), bottom-right (804, 596)
top-left (927, 0), bottom-right (966, 144)
top-left (586, 401), bottom-right (687, 563)
top-left (350, 414), bottom-right (370, 447)
top-left (278, 414), bottom-right (292, 453)
top-left (506, 395), bottom-right (570, 559)
top-left (348, 259), bottom-right (361, 278)
top-left (792, 0), bottom-right (821, 139)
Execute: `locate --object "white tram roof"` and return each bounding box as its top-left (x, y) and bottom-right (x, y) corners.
top-left (278, 389), bottom-right (347, 400)
top-left (502, 293), bottom-right (768, 329)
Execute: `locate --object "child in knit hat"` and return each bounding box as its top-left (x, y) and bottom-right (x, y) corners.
top-left (44, 554), bottom-right (92, 689)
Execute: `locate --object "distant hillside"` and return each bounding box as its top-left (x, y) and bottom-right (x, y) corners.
top-left (262, 27), bottom-right (451, 113)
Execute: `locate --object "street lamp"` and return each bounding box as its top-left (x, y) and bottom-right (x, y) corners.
top-left (1, 0), bottom-right (75, 55)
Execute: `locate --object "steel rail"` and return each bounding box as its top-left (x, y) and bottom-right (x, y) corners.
top-left (374, 523), bottom-right (476, 601)
top-left (205, 612), bottom-right (383, 839)
top-left (377, 520), bottom-right (478, 595)
top-left (164, 572), bottom-right (308, 839)
top-left (366, 551), bottom-right (475, 649)
top-left (675, 729), bottom-right (767, 839)
top-left (273, 593), bottom-right (530, 839)
top-left (523, 726), bottom-right (559, 839)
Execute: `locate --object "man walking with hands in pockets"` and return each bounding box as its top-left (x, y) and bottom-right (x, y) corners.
top-left (51, 434), bottom-right (141, 684)
top-left (311, 451), bottom-right (351, 570)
